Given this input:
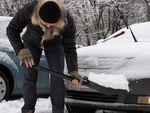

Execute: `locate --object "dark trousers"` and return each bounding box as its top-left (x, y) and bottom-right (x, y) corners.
top-left (21, 40), bottom-right (65, 113)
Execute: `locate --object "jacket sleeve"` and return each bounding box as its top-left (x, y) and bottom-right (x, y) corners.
top-left (6, 3), bottom-right (33, 55)
top-left (62, 12), bottom-right (78, 73)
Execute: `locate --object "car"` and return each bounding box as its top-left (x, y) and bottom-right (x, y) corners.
top-left (0, 16), bottom-right (50, 101)
top-left (65, 22), bottom-right (150, 113)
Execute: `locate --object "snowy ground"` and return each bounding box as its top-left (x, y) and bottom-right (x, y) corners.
top-left (0, 97), bottom-right (126, 113)
top-left (0, 97), bottom-right (53, 113)
top-left (0, 97), bottom-right (106, 113)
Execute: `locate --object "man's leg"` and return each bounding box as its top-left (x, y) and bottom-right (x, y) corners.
top-left (22, 41), bottom-right (42, 113)
top-left (44, 41), bottom-right (65, 113)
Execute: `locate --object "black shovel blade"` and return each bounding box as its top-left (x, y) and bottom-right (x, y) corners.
top-left (82, 76), bottom-right (127, 95)
top-left (33, 65), bottom-right (127, 95)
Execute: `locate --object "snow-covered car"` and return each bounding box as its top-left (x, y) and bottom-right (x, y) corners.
top-left (0, 16), bottom-right (50, 101)
top-left (65, 22), bottom-right (150, 113)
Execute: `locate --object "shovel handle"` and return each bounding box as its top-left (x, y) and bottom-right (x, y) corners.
top-left (32, 65), bottom-right (80, 83)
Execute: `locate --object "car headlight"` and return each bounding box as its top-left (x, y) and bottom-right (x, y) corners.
top-left (125, 94), bottom-right (150, 105)
top-left (137, 96), bottom-right (150, 104)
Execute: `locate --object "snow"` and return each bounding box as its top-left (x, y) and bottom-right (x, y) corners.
top-left (0, 97), bottom-right (61, 113)
top-left (88, 72), bottom-right (129, 91)
top-left (0, 97), bottom-right (105, 113)
top-left (0, 99), bottom-right (24, 113)
top-left (0, 52), bottom-right (18, 72)
top-left (0, 16), bottom-right (150, 112)
top-left (0, 16), bottom-right (12, 22)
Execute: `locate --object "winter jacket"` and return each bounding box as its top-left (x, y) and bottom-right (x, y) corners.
top-left (6, 0), bottom-right (78, 73)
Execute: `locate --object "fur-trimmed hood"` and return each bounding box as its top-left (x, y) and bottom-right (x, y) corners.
top-left (31, 0), bottom-right (66, 46)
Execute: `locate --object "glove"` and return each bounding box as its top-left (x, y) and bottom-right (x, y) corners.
top-left (69, 71), bottom-right (83, 85)
top-left (18, 48), bottom-right (33, 65)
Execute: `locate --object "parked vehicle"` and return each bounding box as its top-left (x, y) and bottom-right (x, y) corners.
top-left (0, 16), bottom-right (50, 101)
top-left (65, 22), bottom-right (150, 113)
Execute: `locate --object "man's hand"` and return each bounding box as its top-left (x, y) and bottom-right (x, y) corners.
top-left (18, 49), bottom-right (34, 68)
top-left (69, 71), bottom-right (83, 86)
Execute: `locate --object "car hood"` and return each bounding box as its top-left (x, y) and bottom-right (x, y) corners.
top-left (0, 38), bottom-right (14, 53)
top-left (77, 41), bottom-right (150, 81)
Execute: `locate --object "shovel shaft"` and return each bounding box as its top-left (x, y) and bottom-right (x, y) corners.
top-left (33, 65), bottom-right (88, 86)
top-left (32, 65), bottom-right (78, 82)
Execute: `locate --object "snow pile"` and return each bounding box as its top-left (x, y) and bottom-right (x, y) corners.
top-left (0, 97), bottom-right (54, 113)
top-left (78, 42), bottom-right (150, 80)
top-left (0, 99), bottom-right (23, 113)
top-left (0, 97), bottom-right (103, 113)
top-left (88, 72), bottom-right (129, 91)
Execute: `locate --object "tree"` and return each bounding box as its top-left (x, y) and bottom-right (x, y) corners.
top-left (0, 0), bottom-right (33, 16)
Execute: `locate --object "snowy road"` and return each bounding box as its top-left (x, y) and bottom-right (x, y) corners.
top-left (0, 97), bottom-right (128, 113)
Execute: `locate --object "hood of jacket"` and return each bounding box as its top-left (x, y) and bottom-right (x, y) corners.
top-left (31, 0), bottom-right (66, 44)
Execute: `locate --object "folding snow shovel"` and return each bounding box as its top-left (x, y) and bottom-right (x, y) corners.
top-left (32, 65), bottom-right (127, 95)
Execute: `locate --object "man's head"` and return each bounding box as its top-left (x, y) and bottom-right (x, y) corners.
top-left (39, 1), bottom-right (61, 24)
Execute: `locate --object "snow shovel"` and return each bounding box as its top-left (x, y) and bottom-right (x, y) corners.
top-left (32, 65), bottom-right (128, 95)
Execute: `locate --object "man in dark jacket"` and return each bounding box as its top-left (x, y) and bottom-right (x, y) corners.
top-left (6, 0), bottom-right (83, 113)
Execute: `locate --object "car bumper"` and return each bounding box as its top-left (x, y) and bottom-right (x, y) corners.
top-left (65, 98), bottom-right (150, 112)
top-left (65, 83), bottom-right (150, 112)
top-left (65, 78), bottom-right (150, 112)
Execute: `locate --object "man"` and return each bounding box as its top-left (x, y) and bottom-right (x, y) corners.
top-left (6, 0), bottom-right (83, 113)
